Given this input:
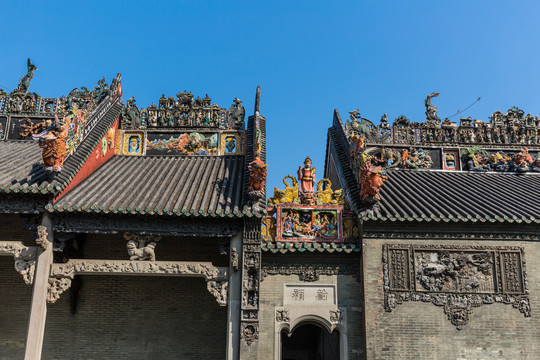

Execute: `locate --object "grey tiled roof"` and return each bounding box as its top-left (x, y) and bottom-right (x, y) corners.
top-left (50, 155), bottom-right (259, 218)
top-left (0, 141), bottom-right (51, 193)
top-left (363, 169), bottom-right (540, 224)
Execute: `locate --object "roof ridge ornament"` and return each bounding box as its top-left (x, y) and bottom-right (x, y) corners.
top-left (10, 58), bottom-right (38, 96)
top-left (122, 93), bottom-right (245, 130)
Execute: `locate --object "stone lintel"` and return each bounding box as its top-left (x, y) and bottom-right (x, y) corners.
top-left (48, 259), bottom-right (229, 306)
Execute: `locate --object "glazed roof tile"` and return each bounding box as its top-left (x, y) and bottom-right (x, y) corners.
top-left (50, 155), bottom-right (258, 218)
top-left (363, 169), bottom-right (540, 224)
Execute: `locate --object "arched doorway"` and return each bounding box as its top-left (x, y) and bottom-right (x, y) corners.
top-left (281, 323), bottom-right (340, 360)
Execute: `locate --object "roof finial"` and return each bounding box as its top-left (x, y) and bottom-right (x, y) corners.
top-left (254, 85), bottom-right (261, 115)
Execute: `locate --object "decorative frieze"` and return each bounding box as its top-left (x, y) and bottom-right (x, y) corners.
top-left (0, 241), bottom-right (38, 284)
top-left (261, 263), bottom-right (360, 282)
top-left (383, 244), bottom-right (530, 329)
top-left (48, 259), bottom-right (228, 305)
top-left (240, 323), bottom-right (259, 346)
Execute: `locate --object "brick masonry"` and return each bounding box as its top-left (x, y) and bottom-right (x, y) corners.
top-left (363, 238), bottom-right (540, 360)
top-left (0, 215), bottom-right (34, 360)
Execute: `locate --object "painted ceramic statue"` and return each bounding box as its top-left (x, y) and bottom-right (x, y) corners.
top-left (297, 156), bottom-right (316, 196)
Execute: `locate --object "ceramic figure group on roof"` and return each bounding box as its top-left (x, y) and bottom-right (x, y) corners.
top-left (462, 146), bottom-right (540, 172)
top-left (349, 93), bottom-right (540, 147)
top-left (119, 92), bottom-right (245, 131)
top-left (262, 156), bottom-right (357, 244)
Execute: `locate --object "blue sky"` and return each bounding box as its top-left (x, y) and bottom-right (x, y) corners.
top-left (1, 1), bottom-right (540, 192)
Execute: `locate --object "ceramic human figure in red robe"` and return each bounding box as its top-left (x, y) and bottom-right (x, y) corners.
top-left (298, 156), bottom-right (316, 201)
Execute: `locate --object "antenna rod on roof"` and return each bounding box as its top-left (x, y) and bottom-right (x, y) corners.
top-left (444, 96), bottom-right (482, 119)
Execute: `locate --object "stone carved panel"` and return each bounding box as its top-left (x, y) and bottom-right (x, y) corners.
top-left (241, 218), bottom-right (262, 346)
top-left (241, 323), bottom-right (259, 346)
top-left (48, 259), bottom-right (228, 305)
top-left (283, 284), bottom-right (336, 306)
top-left (261, 263), bottom-right (360, 282)
top-left (0, 241), bottom-right (38, 284)
top-left (383, 244), bottom-right (530, 329)
top-left (276, 308), bottom-right (290, 322)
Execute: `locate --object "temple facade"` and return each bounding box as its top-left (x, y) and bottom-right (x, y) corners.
top-left (0, 60), bottom-right (539, 359)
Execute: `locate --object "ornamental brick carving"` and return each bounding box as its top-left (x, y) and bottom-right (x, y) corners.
top-left (240, 323), bottom-right (259, 346)
top-left (275, 308), bottom-right (290, 322)
top-left (261, 263), bottom-right (360, 282)
top-left (383, 244), bottom-right (530, 329)
top-left (207, 281), bottom-right (228, 306)
top-left (48, 277), bottom-right (72, 303)
top-left (35, 225), bottom-right (49, 250)
top-left (0, 241), bottom-right (38, 284)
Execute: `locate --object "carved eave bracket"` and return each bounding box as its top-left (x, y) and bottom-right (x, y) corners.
top-left (0, 241), bottom-right (38, 284)
top-left (47, 259), bottom-right (228, 306)
top-left (383, 244), bottom-right (531, 330)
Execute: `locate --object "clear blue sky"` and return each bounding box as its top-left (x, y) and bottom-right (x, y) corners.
top-left (1, 1), bottom-right (540, 192)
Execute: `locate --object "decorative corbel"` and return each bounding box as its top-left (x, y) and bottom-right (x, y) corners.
top-left (0, 241), bottom-right (38, 284)
top-left (207, 280), bottom-right (228, 306)
top-left (35, 225), bottom-right (50, 250)
top-left (47, 277), bottom-right (72, 303)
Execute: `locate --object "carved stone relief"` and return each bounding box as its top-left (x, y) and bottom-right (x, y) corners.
top-left (383, 244), bottom-right (530, 329)
top-left (276, 308), bottom-right (290, 322)
top-left (47, 259), bottom-right (228, 305)
top-left (240, 323), bottom-right (259, 346)
top-left (207, 280), bottom-right (228, 306)
top-left (35, 225), bottom-right (50, 250)
top-left (124, 232), bottom-right (161, 261)
top-left (231, 247), bottom-right (239, 271)
top-left (0, 241), bottom-right (38, 284)
top-left (261, 263), bottom-right (360, 282)
top-left (241, 218), bottom-right (262, 346)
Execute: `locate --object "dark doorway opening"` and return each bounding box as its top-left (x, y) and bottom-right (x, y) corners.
top-left (281, 323), bottom-right (340, 360)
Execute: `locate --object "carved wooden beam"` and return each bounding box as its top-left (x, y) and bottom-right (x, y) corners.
top-left (0, 241), bottom-right (38, 284)
top-left (47, 259), bottom-right (228, 305)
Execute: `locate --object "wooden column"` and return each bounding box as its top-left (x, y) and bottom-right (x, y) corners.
top-left (24, 214), bottom-right (53, 360)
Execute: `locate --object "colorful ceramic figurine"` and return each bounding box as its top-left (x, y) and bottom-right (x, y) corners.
top-left (30, 117), bottom-right (67, 172)
top-left (248, 153), bottom-right (268, 201)
top-left (297, 156), bottom-right (316, 200)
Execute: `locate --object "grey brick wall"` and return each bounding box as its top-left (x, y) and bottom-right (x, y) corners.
top-left (42, 275), bottom-right (227, 360)
top-left (0, 215), bottom-right (34, 360)
top-left (363, 238), bottom-right (540, 360)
